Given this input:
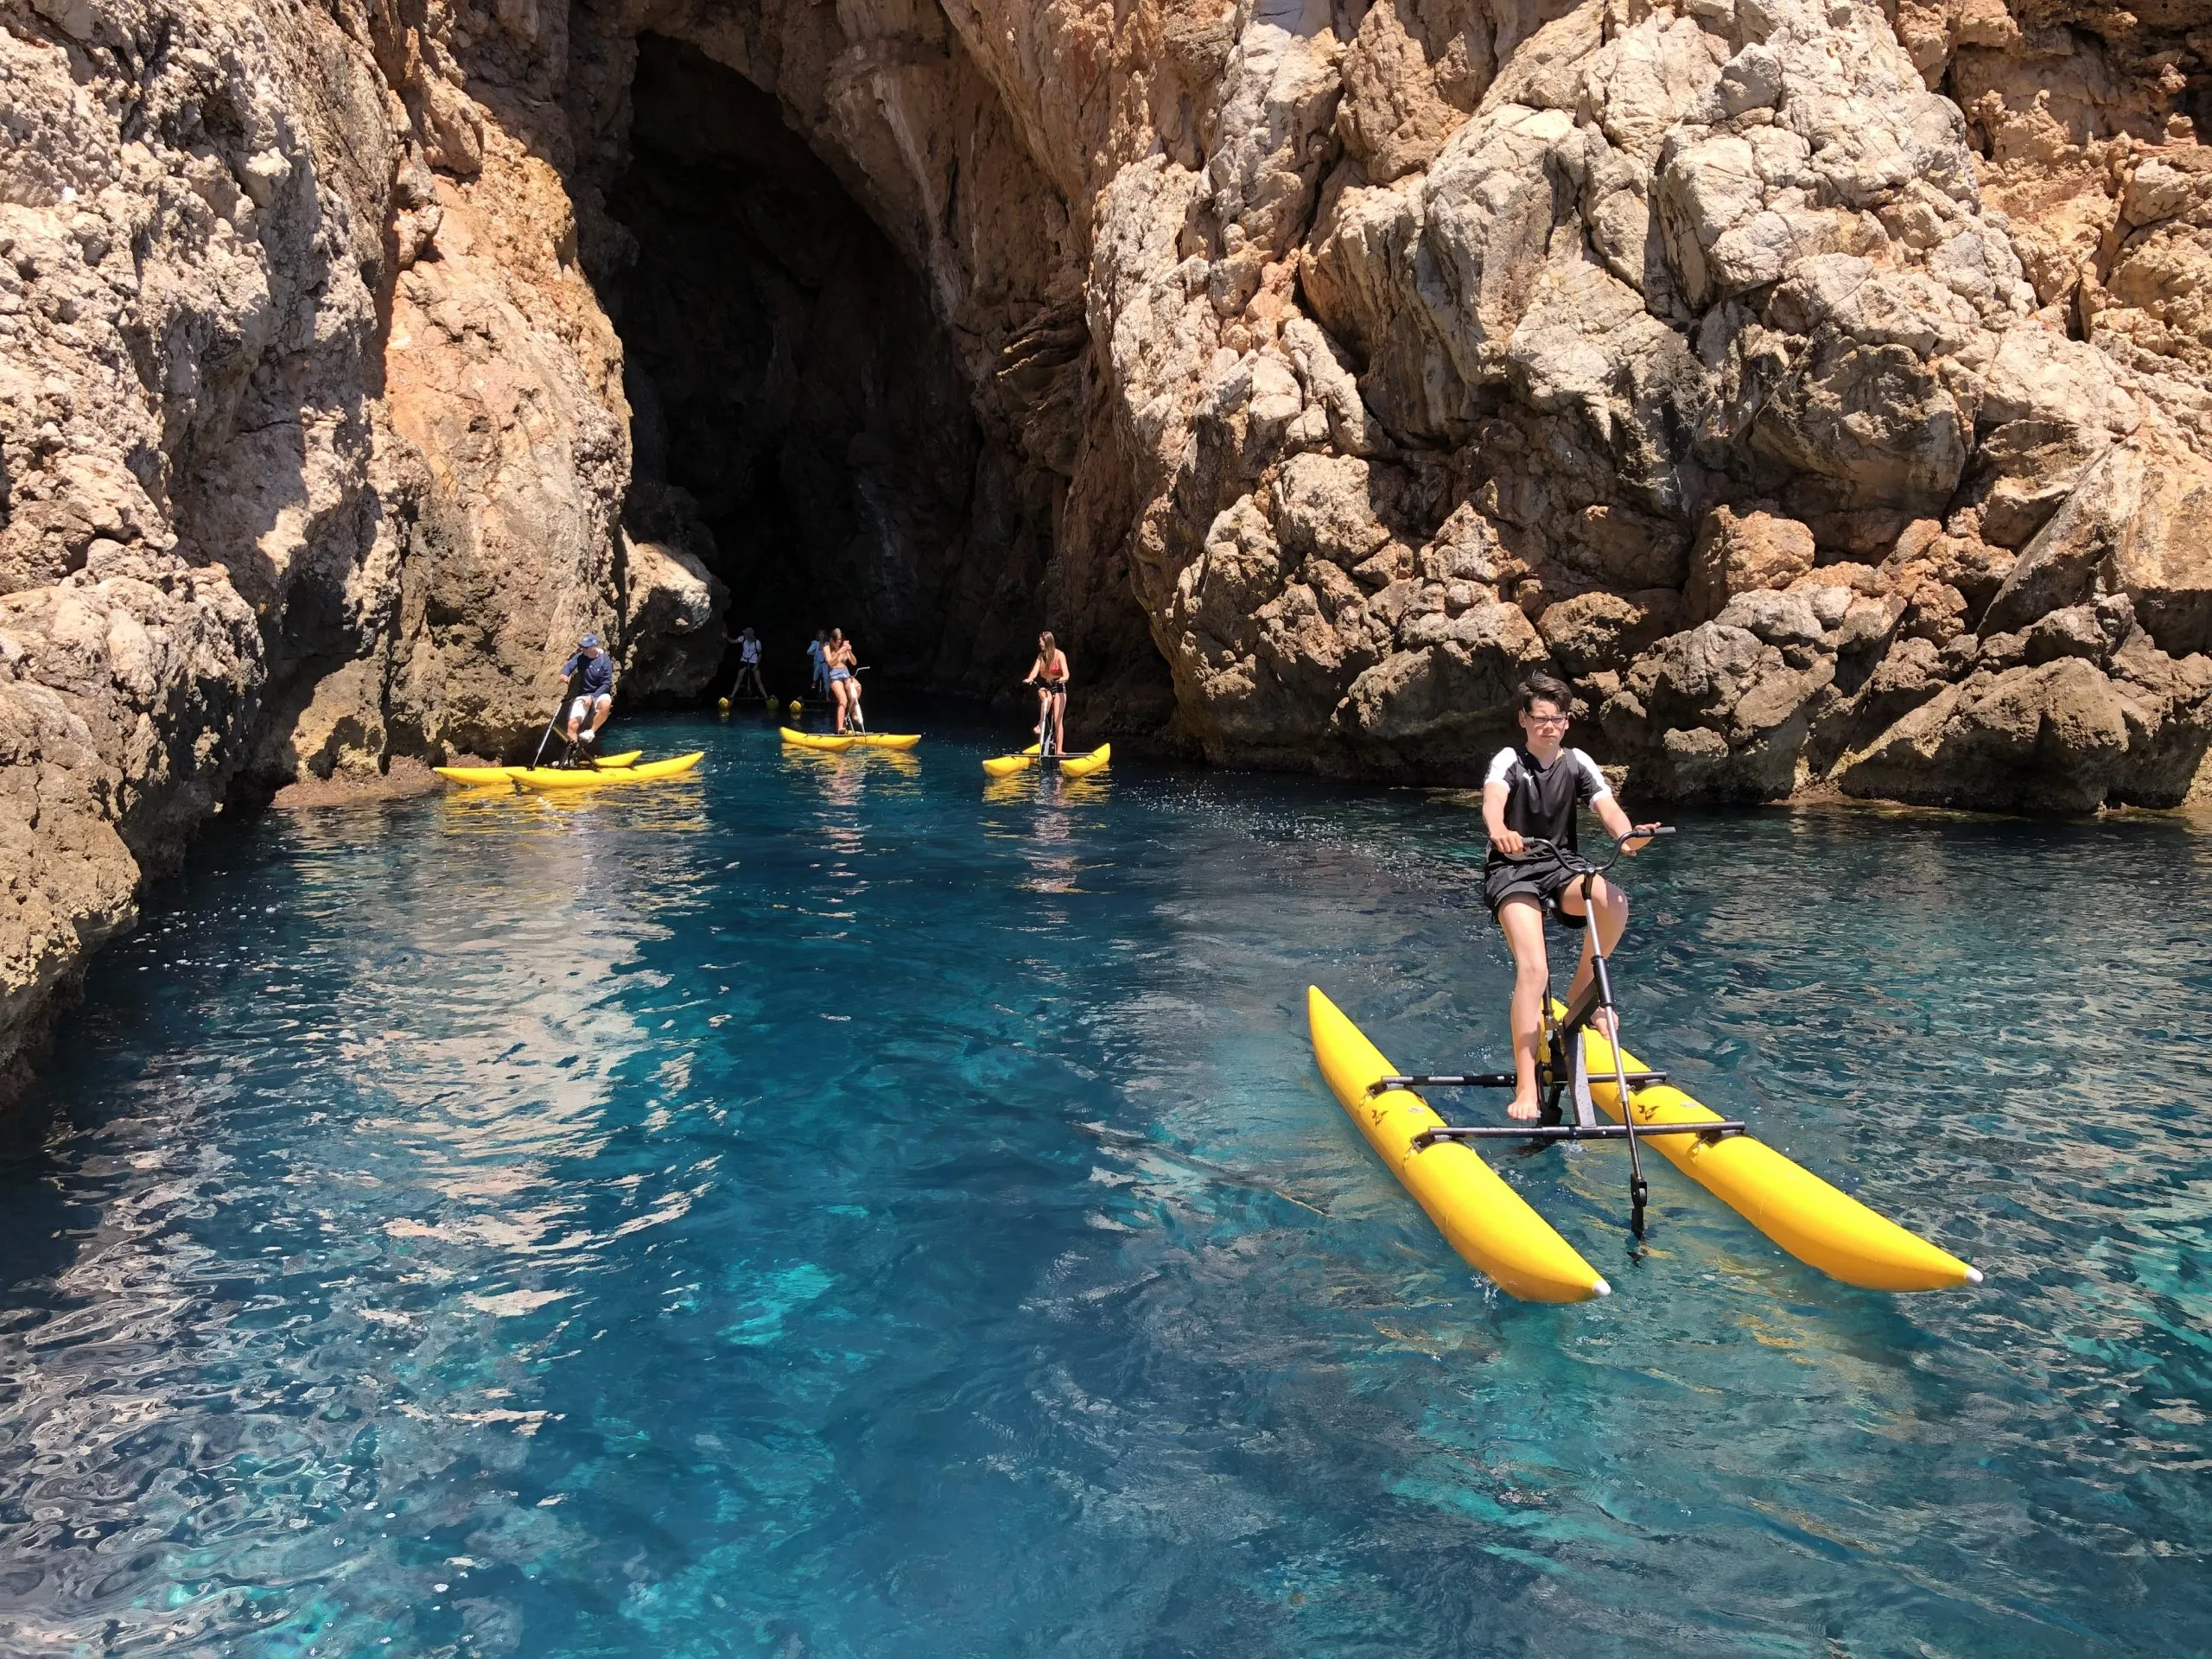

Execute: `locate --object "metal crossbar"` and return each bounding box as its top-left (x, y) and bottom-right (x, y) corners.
top-left (1412, 1121), bottom-right (1745, 1147)
top-left (1370, 1071), bottom-right (1667, 1094)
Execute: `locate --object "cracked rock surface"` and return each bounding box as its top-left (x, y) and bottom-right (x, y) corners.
top-left (8, 0), bottom-right (2212, 1091)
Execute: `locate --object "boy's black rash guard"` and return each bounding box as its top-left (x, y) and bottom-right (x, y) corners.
top-left (1482, 747), bottom-right (1611, 869)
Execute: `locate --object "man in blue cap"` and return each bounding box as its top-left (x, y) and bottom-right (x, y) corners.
top-left (559, 632), bottom-right (616, 760)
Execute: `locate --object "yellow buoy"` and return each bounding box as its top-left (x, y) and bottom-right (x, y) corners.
top-left (717, 697), bottom-right (731, 711)
top-left (788, 700), bottom-right (803, 716)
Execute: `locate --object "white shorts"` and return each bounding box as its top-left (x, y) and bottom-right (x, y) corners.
top-left (568, 695), bottom-right (611, 722)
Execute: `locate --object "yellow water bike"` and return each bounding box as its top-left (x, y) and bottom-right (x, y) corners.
top-left (982, 681), bottom-right (1109, 778)
top-left (1311, 830), bottom-right (1980, 1303)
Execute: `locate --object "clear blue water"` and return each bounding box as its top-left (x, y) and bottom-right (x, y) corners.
top-left (3, 712), bottom-right (2208, 1657)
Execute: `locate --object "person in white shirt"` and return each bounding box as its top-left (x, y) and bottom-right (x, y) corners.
top-left (728, 626), bottom-right (766, 701)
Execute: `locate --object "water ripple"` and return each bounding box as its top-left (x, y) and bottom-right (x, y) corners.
top-left (0, 719), bottom-right (2206, 1656)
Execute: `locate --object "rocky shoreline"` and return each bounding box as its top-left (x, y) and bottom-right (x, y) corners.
top-left (266, 753), bottom-right (457, 809)
top-left (6, 0), bottom-right (2212, 1096)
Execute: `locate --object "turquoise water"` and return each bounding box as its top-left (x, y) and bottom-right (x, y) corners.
top-left (2, 713), bottom-right (2208, 1657)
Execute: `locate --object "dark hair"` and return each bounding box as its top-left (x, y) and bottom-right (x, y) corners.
top-left (1039, 631), bottom-right (1056, 652)
top-left (1512, 673), bottom-right (1574, 716)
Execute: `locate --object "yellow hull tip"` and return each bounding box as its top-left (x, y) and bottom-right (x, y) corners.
top-left (1592, 1278), bottom-right (1612, 1298)
top-left (1964, 1265), bottom-right (1984, 1286)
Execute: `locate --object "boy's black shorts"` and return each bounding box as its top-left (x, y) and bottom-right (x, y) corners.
top-left (1483, 850), bottom-right (1591, 931)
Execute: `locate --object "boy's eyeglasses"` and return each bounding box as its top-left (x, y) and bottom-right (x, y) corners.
top-left (1526, 713), bottom-right (1569, 727)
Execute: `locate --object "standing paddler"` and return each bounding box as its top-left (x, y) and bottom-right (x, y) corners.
top-left (1023, 631), bottom-right (1070, 756)
top-left (728, 626), bottom-right (766, 702)
top-left (1482, 673), bottom-right (1659, 1121)
top-left (557, 632), bottom-right (616, 762)
top-left (824, 627), bottom-right (864, 733)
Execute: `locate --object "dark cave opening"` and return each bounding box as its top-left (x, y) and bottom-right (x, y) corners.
top-left (606, 35), bottom-right (1056, 703)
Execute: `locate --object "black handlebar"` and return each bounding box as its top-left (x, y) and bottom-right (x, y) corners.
top-left (1504, 826), bottom-right (1675, 875)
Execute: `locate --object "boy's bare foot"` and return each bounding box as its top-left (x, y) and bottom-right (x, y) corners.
top-left (1507, 1095), bottom-right (1541, 1122)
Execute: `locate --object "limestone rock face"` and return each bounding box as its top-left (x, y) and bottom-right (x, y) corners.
top-left (1105, 0), bottom-right (2209, 796)
top-left (0, 678), bottom-right (136, 1101)
top-left (0, 0), bottom-right (645, 1091)
top-left (11, 0), bottom-right (2212, 1095)
top-left (0, 553), bottom-right (261, 1091)
top-left (620, 501), bottom-right (729, 705)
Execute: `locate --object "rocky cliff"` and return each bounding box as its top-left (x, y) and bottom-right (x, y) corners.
top-left (4, 0), bottom-right (2212, 1091)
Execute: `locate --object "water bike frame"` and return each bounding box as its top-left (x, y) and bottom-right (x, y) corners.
top-left (1365, 827), bottom-right (1733, 1238)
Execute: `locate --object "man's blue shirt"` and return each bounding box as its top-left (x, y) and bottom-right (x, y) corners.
top-left (562, 651), bottom-right (614, 698)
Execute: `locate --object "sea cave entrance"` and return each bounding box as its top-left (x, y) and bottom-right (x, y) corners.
top-left (604, 35), bottom-right (1054, 703)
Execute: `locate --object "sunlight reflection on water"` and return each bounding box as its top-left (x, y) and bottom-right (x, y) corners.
top-left (0, 717), bottom-right (2206, 1656)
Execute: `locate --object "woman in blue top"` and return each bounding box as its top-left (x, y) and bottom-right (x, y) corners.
top-left (824, 628), bottom-right (864, 733)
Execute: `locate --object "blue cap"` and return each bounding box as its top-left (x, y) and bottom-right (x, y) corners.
top-left (579, 632), bottom-right (601, 648)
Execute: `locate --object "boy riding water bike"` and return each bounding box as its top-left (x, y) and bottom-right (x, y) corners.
top-left (1482, 674), bottom-right (1659, 1121)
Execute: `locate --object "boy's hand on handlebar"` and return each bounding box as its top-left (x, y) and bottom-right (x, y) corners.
top-left (1622, 822), bottom-right (1662, 853)
top-left (1492, 828), bottom-right (1525, 856)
